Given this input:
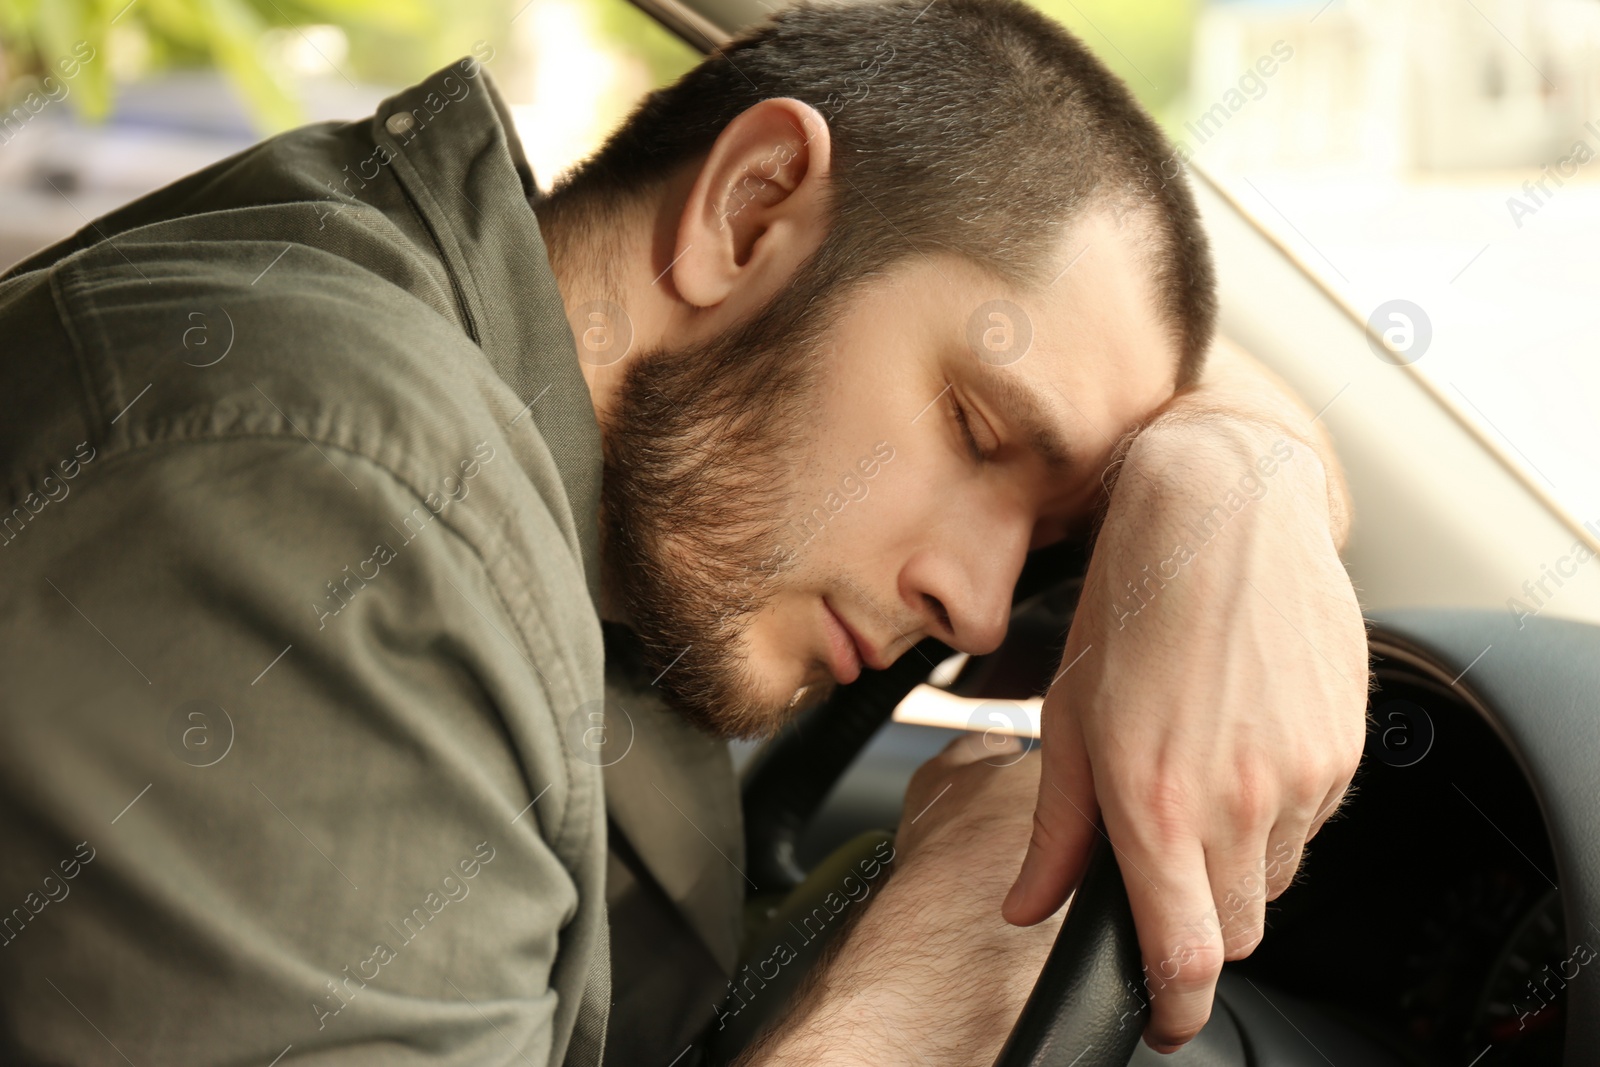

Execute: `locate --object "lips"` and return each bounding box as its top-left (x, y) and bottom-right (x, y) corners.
top-left (822, 599), bottom-right (864, 684)
top-left (822, 598), bottom-right (889, 684)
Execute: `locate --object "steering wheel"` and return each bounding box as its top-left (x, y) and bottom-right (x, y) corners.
top-left (988, 835), bottom-right (1149, 1066)
top-left (737, 544), bottom-right (1414, 1067)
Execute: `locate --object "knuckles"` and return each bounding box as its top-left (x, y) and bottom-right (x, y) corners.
top-left (1152, 938), bottom-right (1226, 999)
top-left (1174, 941), bottom-right (1226, 991)
top-left (1281, 752), bottom-right (1334, 811)
top-left (1119, 769), bottom-right (1197, 847)
top-left (1221, 922), bottom-right (1264, 961)
top-left (1220, 764), bottom-right (1276, 828)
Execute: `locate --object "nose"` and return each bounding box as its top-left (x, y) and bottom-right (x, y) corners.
top-left (898, 503), bottom-right (1031, 655)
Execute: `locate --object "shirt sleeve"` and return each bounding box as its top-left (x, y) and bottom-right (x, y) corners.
top-left (0, 434), bottom-right (598, 1066)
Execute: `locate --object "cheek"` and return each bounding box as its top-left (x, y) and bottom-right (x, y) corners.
top-left (777, 330), bottom-right (973, 579)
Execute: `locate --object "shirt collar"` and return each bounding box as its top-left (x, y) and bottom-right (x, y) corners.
top-left (371, 58), bottom-right (604, 604)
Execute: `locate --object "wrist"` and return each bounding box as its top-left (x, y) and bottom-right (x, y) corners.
top-left (1116, 421), bottom-right (1331, 531)
top-left (1087, 427), bottom-right (1341, 639)
top-left (1123, 417), bottom-right (1346, 548)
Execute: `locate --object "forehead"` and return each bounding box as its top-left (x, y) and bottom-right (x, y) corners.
top-left (857, 204), bottom-right (1181, 473)
top-left (1012, 204), bottom-right (1181, 451)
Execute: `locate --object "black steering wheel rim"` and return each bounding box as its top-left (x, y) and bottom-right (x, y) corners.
top-left (989, 834), bottom-right (1148, 1067)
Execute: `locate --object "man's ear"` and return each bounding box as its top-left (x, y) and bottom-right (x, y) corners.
top-left (669, 98), bottom-right (832, 311)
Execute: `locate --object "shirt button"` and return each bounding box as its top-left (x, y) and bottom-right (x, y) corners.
top-left (385, 112), bottom-right (415, 136)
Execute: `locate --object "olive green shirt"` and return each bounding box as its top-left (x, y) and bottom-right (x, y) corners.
top-left (0, 59), bottom-right (743, 1066)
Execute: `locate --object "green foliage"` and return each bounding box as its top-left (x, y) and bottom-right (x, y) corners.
top-left (0, 0), bottom-right (437, 130)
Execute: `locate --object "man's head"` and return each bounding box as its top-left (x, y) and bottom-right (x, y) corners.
top-left (535, 0), bottom-right (1216, 738)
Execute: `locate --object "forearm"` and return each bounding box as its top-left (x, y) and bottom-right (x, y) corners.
top-left (1137, 335), bottom-right (1351, 551)
top-left (738, 842), bottom-right (1055, 1065)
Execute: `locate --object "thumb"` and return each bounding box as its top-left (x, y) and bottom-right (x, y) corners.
top-left (1002, 719), bottom-right (1098, 926)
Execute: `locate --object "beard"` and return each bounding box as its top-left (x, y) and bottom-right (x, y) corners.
top-left (597, 283), bottom-right (838, 739)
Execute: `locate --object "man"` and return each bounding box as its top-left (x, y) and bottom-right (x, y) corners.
top-left (0, 0), bottom-right (1367, 1063)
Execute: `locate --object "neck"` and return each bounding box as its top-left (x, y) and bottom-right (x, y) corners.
top-left (533, 190), bottom-right (669, 632)
top-left (534, 181), bottom-right (691, 430)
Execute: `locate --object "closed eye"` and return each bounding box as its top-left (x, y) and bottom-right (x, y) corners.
top-left (948, 389), bottom-right (991, 462)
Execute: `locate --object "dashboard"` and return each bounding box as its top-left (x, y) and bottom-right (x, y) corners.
top-left (1236, 657), bottom-right (1568, 1065)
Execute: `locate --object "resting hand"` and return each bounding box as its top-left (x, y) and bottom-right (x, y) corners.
top-left (1001, 422), bottom-right (1368, 1052)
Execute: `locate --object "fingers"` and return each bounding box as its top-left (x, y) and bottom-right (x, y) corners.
top-left (1267, 774), bottom-right (1332, 902)
top-left (1261, 830), bottom-right (1305, 903)
top-left (904, 733), bottom-right (1012, 827)
top-left (935, 730), bottom-right (1023, 769)
top-left (1307, 778), bottom-right (1352, 841)
top-left (1207, 827), bottom-right (1272, 961)
top-left (1129, 775), bottom-right (1337, 1049)
top-left (1001, 723), bottom-right (1096, 926)
top-left (1213, 769), bottom-right (1329, 958)
top-left (1261, 778), bottom-right (1351, 910)
top-left (899, 732), bottom-right (1041, 864)
top-left (1111, 830), bottom-right (1224, 1052)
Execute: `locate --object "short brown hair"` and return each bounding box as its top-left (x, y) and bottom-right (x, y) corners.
top-left (544, 0), bottom-right (1216, 385)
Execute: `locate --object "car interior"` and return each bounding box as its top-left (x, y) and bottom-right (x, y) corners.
top-left (617, 1), bottom-right (1600, 1064)
top-left (4, 0), bottom-right (1595, 1064)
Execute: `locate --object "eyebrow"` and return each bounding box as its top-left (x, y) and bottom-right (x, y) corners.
top-left (977, 370), bottom-right (1079, 477)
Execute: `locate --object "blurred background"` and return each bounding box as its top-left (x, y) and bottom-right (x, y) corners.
top-left (0, 0), bottom-right (1595, 522)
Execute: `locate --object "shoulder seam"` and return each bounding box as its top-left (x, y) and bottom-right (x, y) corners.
top-left (46, 265), bottom-right (114, 443)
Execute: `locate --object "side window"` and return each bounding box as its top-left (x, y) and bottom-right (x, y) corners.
top-left (0, 0), bottom-right (696, 269)
top-left (503, 0), bottom-right (698, 188)
top-left (1026, 0), bottom-right (1600, 526)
